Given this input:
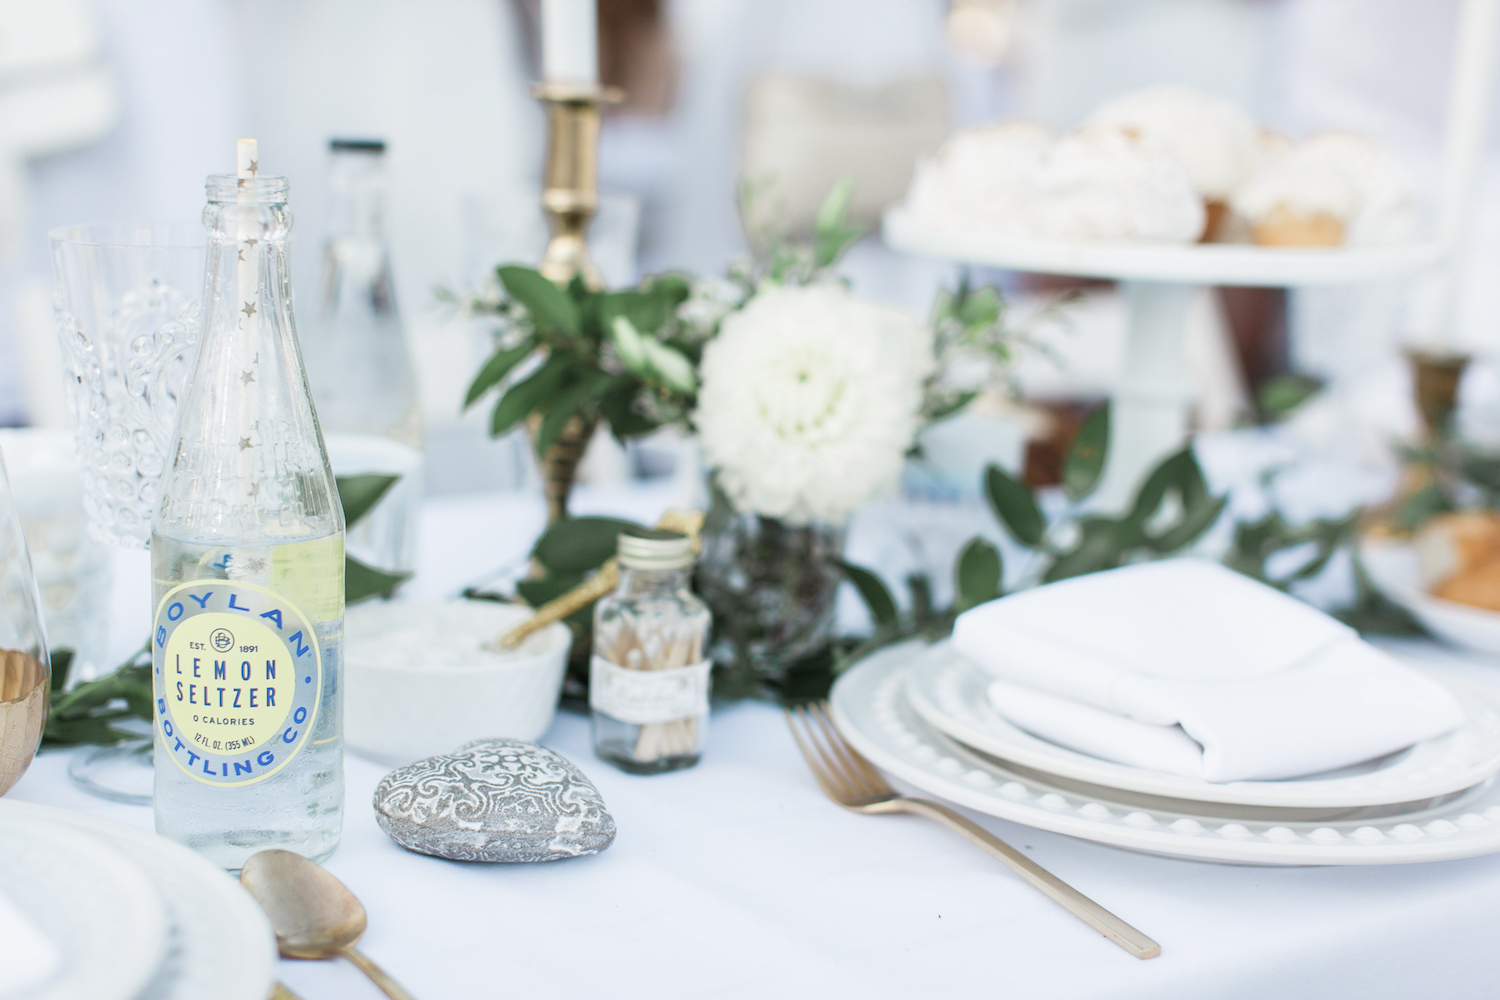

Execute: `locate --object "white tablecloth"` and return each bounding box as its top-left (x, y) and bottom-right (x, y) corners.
top-left (13, 489), bottom-right (1500, 1000)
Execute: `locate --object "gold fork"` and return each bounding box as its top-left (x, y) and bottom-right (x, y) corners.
top-left (786, 702), bottom-right (1161, 960)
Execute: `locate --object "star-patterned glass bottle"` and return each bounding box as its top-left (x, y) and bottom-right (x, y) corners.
top-left (151, 140), bottom-right (346, 869)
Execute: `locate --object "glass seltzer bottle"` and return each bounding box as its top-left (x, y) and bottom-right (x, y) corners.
top-left (303, 139), bottom-right (422, 580)
top-left (151, 140), bottom-right (345, 868)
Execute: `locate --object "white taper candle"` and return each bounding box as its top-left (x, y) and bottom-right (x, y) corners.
top-left (1429, 0), bottom-right (1500, 348)
top-left (541, 0), bottom-right (598, 84)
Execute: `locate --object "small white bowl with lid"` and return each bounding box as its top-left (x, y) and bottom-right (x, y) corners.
top-left (344, 599), bottom-right (571, 766)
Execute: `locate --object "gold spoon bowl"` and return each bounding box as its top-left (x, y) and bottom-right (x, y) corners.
top-left (240, 849), bottom-right (416, 1000)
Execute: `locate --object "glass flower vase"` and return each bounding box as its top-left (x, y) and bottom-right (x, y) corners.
top-left (695, 501), bottom-right (844, 693)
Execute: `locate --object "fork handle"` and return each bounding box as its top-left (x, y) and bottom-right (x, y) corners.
top-left (886, 796), bottom-right (1161, 960)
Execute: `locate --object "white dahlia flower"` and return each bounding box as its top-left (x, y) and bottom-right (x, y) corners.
top-left (694, 284), bottom-right (933, 525)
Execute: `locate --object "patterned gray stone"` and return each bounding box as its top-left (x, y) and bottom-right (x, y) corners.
top-left (373, 739), bottom-right (616, 862)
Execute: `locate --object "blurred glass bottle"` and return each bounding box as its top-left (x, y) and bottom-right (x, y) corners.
top-left (304, 139), bottom-right (423, 583)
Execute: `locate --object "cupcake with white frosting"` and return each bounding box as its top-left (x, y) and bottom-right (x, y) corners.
top-left (907, 119), bottom-right (1053, 238)
top-left (1027, 127), bottom-right (1205, 244)
top-left (1084, 86), bottom-right (1261, 241)
top-left (1257, 128), bottom-right (1297, 162)
top-left (1231, 131), bottom-right (1419, 247)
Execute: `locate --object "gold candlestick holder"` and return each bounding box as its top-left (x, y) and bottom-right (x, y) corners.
top-left (1407, 348), bottom-right (1472, 442)
top-left (1366, 348), bottom-right (1474, 538)
top-left (532, 82), bottom-right (622, 289)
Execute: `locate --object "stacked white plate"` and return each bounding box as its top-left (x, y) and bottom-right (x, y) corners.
top-left (0, 801), bottom-right (276, 1000)
top-left (829, 640), bottom-right (1500, 865)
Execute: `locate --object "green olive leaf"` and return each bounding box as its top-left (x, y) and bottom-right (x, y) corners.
top-left (534, 369), bottom-right (615, 458)
top-left (837, 559), bottom-right (899, 628)
top-left (345, 555), bottom-right (412, 605)
top-left (984, 464), bottom-right (1046, 548)
top-left (533, 516), bottom-right (643, 573)
top-left (1062, 402), bottom-right (1109, 501)
top-left (336, 473), bottom-right (400, 527)
top-left (610, 315), bottom-right (650, 372)
top-left (498, 265), bottom-right (580, 336)
top-left (954, 537), bottom-right (1003, 612)
top-left (489, 355), bottom-right (570, 437)
top-left (641, 338), bottom-right (697, 393)
top-left (464, 339), bottom-right (536, 410)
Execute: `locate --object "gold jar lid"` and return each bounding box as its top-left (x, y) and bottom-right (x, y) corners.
top-left (617, 528), bottom-right (694, 570)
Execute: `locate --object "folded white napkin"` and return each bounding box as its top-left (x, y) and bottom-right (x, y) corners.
top-left (951, 559), bottom-right (1465, 782)
top-left (0, 887), bottom-right (61, 999)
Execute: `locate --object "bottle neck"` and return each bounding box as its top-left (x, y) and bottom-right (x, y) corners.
top-left (617, 565), bottom-right (691, 597)
top-left (203, 175), bottom-right (292, 247)
top-left (159, 176), bottom-right (340, 541)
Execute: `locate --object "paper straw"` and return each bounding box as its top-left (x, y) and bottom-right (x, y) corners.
top-left (236, 138), bottom-right (259, 492)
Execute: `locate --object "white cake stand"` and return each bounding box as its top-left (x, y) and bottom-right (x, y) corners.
top-left (883, 0), bottom-right (1500, 509)
top-left (883, 207), bottom-right (1446, 507)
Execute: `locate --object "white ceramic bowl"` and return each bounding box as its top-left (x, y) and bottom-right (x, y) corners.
top-left (1361, 539), bottom-right (1500, 656)
top-left (344, 600), bottom-right (572, 765)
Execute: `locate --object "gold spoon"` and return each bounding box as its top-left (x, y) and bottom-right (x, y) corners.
top-left (240, 849), bottom-right (416, 1000)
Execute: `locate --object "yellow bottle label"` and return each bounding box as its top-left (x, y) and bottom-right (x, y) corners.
top-left (153, 579), bottom-right (322, 786)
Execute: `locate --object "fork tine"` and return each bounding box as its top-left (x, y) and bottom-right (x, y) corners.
top-left (803, 703), bottom-right (870, 797)
top-left (796, 705), bottom-right (859, 802)
top-left (784, 706), bottom-right (841, 800)
top-left (789, 705), bottom-right (856, 802)
top-left (810, 702), bottom-right (893, 798)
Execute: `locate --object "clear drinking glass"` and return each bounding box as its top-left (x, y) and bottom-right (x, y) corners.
top-left (0, 445), bottom-right (51, 797)
top-left (49, 223), bottom-right (208, 548)
top-left (47, 223), bottom-right (202, 804)
top-left (0, 429), bottom-right (112, 684)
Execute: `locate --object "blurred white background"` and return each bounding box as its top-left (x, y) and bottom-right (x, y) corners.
top-left (1, 0), bottom-right (1497, 492)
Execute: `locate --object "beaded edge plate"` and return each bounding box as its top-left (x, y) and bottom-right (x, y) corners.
top-left (830, 643), bottom-right (1500, 865)
top-left (0, 809), bottom-right (168, 1000)
top-left (904, 641), bottom-right (1500, 809)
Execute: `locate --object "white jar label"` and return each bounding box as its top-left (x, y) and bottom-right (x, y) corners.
top-left (590, 655), bottom-right (712, 725)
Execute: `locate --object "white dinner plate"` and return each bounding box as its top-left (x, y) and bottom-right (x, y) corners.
top-left (0, 808), bottom-right (169, 1000)
top-left (0, 801), bottom-right (277, 1000)
top-left (905, 640), bottom-right (1500, 809)
top-left (1361, 539), bottom-right (1500, 656)
top-left (831, 643), bottom-right (1500, 865)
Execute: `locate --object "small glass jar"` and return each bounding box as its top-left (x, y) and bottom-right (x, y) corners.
top-left (590, 529), bottom-right (711, 774)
